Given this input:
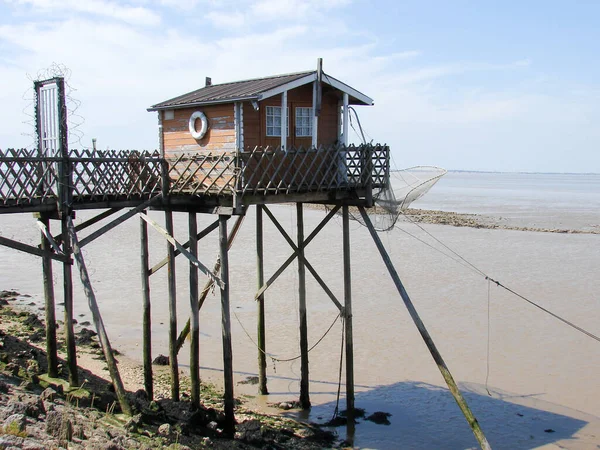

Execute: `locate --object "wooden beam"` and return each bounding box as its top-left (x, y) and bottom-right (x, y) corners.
top-left (189, 212), bottom-right (200, 408)
top-left (219, 215), bottom-right (235, 435)
top-left (343, 205), bottom-right (355, 429)
top-left (358, 206), bottom-right (491, 450)
top-left (256, 205), bottom-right (268, 394)
top-left (175, 215), bottom-right (245, 353)
top-left (41, 215), bottom-right (58, 378)
top-left (297, 203), bottom-right (310, 409)
top-left (140, 213), bottom-right (225, 290)
top-left (67, 217), bottom-right (132, 416)
top-left (254, 250), bottom-right (298, 300)
top-left (165, 210), bottom-right (179, 402)
top-left (304, 259), bottom-right (343, 311)
top-left (148, 219), bottom-right (219, 276)
top-left (51, 207), bottom-right (122, 246)
top-left (61, 214), bottom-right (78, 386)
top-left (0, 236), bottom-right (70, 263)
top-left (78, 195), bottom-right (161, 248)
top-left (36, 220), bottom-right (64, 255)
top-left (140, 211), bottom-right (153, 400)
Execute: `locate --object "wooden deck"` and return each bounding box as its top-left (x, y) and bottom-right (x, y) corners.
top-left (0, 144), bottom-right (389, 214)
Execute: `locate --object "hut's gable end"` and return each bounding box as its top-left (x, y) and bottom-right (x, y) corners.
top-left (242, 84), bottom-right (341, 149)
top-left (163, 105), bottom-right (235, 157)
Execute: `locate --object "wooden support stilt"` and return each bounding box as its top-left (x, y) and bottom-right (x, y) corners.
top-left (175, 215), bottom-right (245, 353)
top-left (358, 207), bottom-right (491, 450)
top-left (189, 212), bottom-right (200, 408)
top-left (40, 215), bottom-right (58, 378)
top-left (61, 214), bottom-right (78, 386)
top-left (67, 217), bottom-right (132, 416)
top-left (140, 211), bottom-right (153, 400)
top-left (256, 205), bottom-right (268, 395)
top-left (296, 203), bottom-right (311, 409)
top-left (219, 215), bottom-right (235, 435)
top-left (165, 210), bottom-right (179, 401)
top-left (342, 205), bottom-right (355, 430)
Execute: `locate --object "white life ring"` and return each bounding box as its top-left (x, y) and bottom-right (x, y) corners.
top-left (189, 111), bottom-right (208, 140)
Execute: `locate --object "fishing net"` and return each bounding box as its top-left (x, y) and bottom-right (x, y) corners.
top-left (350, 166), bottom-right (447, 231)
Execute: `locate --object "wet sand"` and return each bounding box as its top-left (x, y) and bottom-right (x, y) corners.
top-left (1, 204), bottom-right (599, 449)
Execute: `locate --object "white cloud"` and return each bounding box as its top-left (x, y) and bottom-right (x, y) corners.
top-left (5, 0), bottom-right (161, 26)
top-left (206, 10), bottom-right (245, 28)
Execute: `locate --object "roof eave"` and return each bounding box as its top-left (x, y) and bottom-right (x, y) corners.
top-left (147, 95), bottom-right (259, 112)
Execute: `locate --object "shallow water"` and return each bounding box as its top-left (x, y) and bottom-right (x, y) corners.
top-left (1, 172), bottom-right (599, 449)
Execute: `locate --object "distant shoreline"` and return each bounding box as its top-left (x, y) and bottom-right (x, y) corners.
top-left (391, 169), bottom-right (600, 176)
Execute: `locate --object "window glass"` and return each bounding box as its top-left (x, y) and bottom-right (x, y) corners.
top-left (266, 106), bottom-right (288, 137)
top-left (295, 107), bottom-right (312, 137)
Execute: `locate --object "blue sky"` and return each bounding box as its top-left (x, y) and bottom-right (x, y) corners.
top-left (1, 0), bottom-right (599, 173)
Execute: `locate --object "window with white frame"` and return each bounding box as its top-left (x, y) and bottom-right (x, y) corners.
top-left (295, 107), bottom-right (312, 137)
top-left (266, 106), bottom-right (289, 137)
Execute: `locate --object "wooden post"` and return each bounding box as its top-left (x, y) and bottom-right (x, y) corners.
top-left (189, 212), bottom-right (200, 408)
top-left (140, 212), bottom-right (153, 400)
top-left (61, 214), bottom-right (78, 386)
top-left (342, 205), bottom-right (355, 429)
top-left (165, 210), bottom-right (179, 401)
top-left (256, 205), bottom-right (268, 395)
top-left (40, 215), bottom-right (58, 378)
top-left (297, 203), bottom-right (311, 409)
top-left (219, 215), bottom-right (235, 434)
top-left (67, 217), bottom-right (132, 416)
top-left (358, 207), bottom-right (491, 450)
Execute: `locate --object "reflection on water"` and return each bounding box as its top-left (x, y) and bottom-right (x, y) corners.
top-left (1, 172), bottom-right (599, 449)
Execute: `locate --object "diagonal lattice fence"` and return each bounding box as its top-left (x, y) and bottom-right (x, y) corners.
top-left (0, 144), bottom-right (389, 210)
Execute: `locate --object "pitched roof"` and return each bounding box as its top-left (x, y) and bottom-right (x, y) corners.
top-left (148, 70), bottom-right (373, 111)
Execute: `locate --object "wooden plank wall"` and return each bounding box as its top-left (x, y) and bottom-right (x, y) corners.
top-left (162, 105), bottom-right (235, 157)
top-left (242, 84), bottom-right (341, 151)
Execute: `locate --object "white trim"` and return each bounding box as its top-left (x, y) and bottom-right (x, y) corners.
top-left (324, 75), bottom-right (374, 106)
top-left (312, 81), bottom-right (318, 148)
top-left (281, 91), bottom-right (288, 149)
top-left (234, 102), bottom-right (244, 151)
top-left (342, 93), bottom-right (349, 146)
top-left (258, 74), bottom-right (316, 102)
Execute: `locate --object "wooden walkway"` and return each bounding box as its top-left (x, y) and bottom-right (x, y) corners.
top-left (0, 144), bottom-right (389, 214)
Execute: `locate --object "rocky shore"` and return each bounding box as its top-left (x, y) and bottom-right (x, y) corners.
top-left (0, 290), bottom-right (339, 449)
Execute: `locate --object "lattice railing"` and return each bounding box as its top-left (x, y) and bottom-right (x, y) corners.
top-left (0, 148), bottom-right (60, 206)
top-left (239, 143), bottom-right (389, 196)
top-left (167, 152), bottom-right (237, 197)
top-left (0, 144), bottom-right (389, 209)
top-left (70, 149), bottom-right (162, 203)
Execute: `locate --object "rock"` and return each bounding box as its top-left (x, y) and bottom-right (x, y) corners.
top-left (124, 414), bottom-right (143, 432)
top-left (23, 313), bottom-right (43, 329)
top-left (5, 363), bottom-right (20, 377)
top-left (40, 387), bottom-right (57, 402)
top-left (46, 410), bottom-right (73, 441)
top-left (26, 360), bottom-right (40, 376)
top-left (0, 380), bottom-right (10, 393)
top-left (80, 321), bottom-right (91, 326)
top-left (157, 423), bottom-right (172, 436)
top-left (0, 435), bottom-right (24, 449)
top-left (0, 396), bottom-right (45, 420)
top-left (3, 413), bottom-right (26, 433)
top-left (0, 290), bottom-right (19, 299)
top-left (76, 328), bottom-right (97, 345)
top-left (19, 380), bottom-right (36, 391)
top-left (238, 376), bottom-right (259, 385)
top-left (366, 411), bottom-right (392, 425)
top-left (201, 437), bottom-right (212, 446)
top-left (152, 354), bottom-right (169, 366)
top-left (238, 419), bottom-right (263, 444)
top-left (207, 421), bottom-right (218, 431)
top-left (29, 330), bottom-right (44, 343)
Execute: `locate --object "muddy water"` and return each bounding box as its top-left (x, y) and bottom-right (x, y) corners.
top-left (1, 172), bottom-right (599, 449)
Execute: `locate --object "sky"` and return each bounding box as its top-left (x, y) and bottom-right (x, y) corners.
top-left (1, 0), bottom-right (599, 173)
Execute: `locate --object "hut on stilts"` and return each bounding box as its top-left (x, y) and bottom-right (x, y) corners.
top-left (0, 60), bottom-right (490, 449)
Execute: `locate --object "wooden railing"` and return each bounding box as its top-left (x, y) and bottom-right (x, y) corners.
top-left (0, 144), bottom-right (389, 210)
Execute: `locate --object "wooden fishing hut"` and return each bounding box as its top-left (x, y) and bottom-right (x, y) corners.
top-left (0, 64), bottom-right (491, 448)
